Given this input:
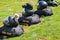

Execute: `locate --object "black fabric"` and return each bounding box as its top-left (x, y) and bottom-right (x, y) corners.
top-left (0, 26), bottom-right (24, 39)
top-left (34, 10), bottom-right (43, 17)
top-left (27, 14), bottom-right (40, 24)
top-left (18, 14), bottom-right (40, 26)
top-left (42, 7), bottom-right (53, 16)
top-left (34, 7), bottom-right (53, 17)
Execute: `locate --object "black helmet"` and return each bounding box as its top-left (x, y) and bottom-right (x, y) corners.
top-left (3, 16), bottom-right (18, 27)
top-left (3, 16), bottom-right (10, 26)
top-left (23, 9), bottom-right (34, 16)
top-left (37, 1), bottom-right (48, 9)
top-left (22, 3), bottom-right (33, 10)
top-left (3, 19), bottom-right (9, 26)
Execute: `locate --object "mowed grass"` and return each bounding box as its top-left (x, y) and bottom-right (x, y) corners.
top-left (0, 0), bottom-right (60, 40)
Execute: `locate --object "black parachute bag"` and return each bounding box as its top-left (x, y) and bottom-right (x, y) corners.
top-left (18, 14), bottom-right (40, 26)
top-left (0, 25), bottom-right (24, 39)
top-left (0, 16), bottom-right (24, 39)
top-left (42, 7), bottom-right (53, 16)
top-left (35, 1), bottom-right (48, 17)
top-left (26, 14), bottom-right (40, 24)
top-left (36, 1), bottom-right (53, 17)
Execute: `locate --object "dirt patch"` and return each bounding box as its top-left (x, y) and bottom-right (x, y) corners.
top-left (39, 38), bottom-right (48, 40)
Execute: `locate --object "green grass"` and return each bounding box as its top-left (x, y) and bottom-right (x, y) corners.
top-left (0, 0), bottom-right (60, 40)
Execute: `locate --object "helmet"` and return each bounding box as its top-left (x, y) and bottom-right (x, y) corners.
top-left (23, 9), bottom-right (34, 16)
top-left (3, 16), bottom-right (10, 26)
top-left (37, 1), bottom-right (48, 9)
top-left (3, 16), bottom-right (18, 27)
top-left (26, 10), bottom-right (34, 16)
top-left (3, 19), bottom-right (10, 26)
top-left (22, 3), bottom-right (33, 10)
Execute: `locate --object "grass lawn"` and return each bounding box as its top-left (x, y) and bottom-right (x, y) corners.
top-left (0, 0), bottom-right (60, 40)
